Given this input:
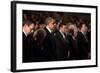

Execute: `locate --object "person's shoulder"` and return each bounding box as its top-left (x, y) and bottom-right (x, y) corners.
top-left (53, 30), bottom-right (60, 36)
top-left (44, 27), bottom-right (48, 33)
top-left (77, 32), bottom-right (83, 36)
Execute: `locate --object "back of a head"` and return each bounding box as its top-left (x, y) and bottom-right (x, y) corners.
top-left (78, 21), bottom-right (87, 30)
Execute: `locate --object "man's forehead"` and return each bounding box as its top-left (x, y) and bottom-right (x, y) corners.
top-left (82, 24), bottom-right (87, 27)
top-left (29, 23), bottom-right (34, 27)
top-left (30, 23), bottom-right (34, 26)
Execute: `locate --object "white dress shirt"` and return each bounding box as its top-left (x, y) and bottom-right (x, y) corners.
top-left (46, 26), bottom-right (52, 33)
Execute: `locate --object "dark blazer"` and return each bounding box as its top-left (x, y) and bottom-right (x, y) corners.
top-left (54, 31), bottom-right (68, 60)
top-left (76, 32), bottom-right (89, 59)
top-left (42, 27), bottom-right (56, 61)
top-left (22, 32), bottom-right (37, 62)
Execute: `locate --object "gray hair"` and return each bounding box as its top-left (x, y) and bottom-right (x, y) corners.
top-left (45, 17), bottom-right (55, 25)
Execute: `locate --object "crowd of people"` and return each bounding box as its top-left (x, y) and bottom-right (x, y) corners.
top-left (22, 11), bottom-right (91, 63)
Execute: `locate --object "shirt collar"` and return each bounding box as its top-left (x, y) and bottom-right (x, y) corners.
top-left (60, 30), bottom-right (63, 35)
top-left (81, 31), bottom-right (86, 35)
top-left (23, 29), bottom-right (28, 36)
top-left (46, 26), bottom-right (52, 33)
top-left (60, 30), bottom-right (65, 38)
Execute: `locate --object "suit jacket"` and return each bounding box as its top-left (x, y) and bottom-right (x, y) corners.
top-left (54, 31), bottom-right (68, 60)
top-left (22, 32), bottom-right (38, 62)
top-left (42, 27), bottom-right (56, 61)
top-left (77, 32), bottom-right (89, 59)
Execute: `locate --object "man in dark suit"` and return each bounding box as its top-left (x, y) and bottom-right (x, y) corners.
top-left (22, 20), bottom-right (37, 62)
top-left (77, 23), bottom-right (89, 59)
top-left (42, 17), bottom-right (57, 61)
top-left (54, 23), bottom-right (68, 60)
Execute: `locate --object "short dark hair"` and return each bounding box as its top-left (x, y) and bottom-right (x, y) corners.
top-left (59, 23), bottom-right (66, 28)
top-left (23, 20), bottom-right (35, 26)
top-left (78, 22), bottom-right (87, 29)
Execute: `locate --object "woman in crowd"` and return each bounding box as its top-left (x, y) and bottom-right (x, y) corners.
top-left (66, 22), bottom-right (79, 60)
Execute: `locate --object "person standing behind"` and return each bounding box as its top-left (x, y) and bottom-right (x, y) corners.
top-left (66, 24), bottom-right (78, 60)
top-left (77, 22), bottom-right (89, 59)
top-left (42, 17), bottom-right (57, 61)
top-left (54, 23), bottom-right (68, 60)
top-left (33, 26), bottom-right (47, 62)
top-left (22, 20), bottom-right (37, 62)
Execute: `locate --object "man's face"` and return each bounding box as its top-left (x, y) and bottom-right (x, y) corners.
top-left (61, 25), bottom-right (67, 33)
top-left (81, 24), bottom-right (88, 33)
top-left (49, 20), bottom-right (56, 30)
top-left (25, 23), bottom-right (35, 35)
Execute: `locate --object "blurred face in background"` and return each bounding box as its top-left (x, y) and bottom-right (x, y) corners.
top-left (64, 25), bottom-right (69, 34)
top-left (23, 23), bottom-right (35, 35)
top-left (81, 24), bottom-right (88, 33)
top-left (68, 24), bottom-right (75, 35)
top-left (60, 25), bottom-right (67, 34)
top-left (68, 24), bottom-right (78, 39)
